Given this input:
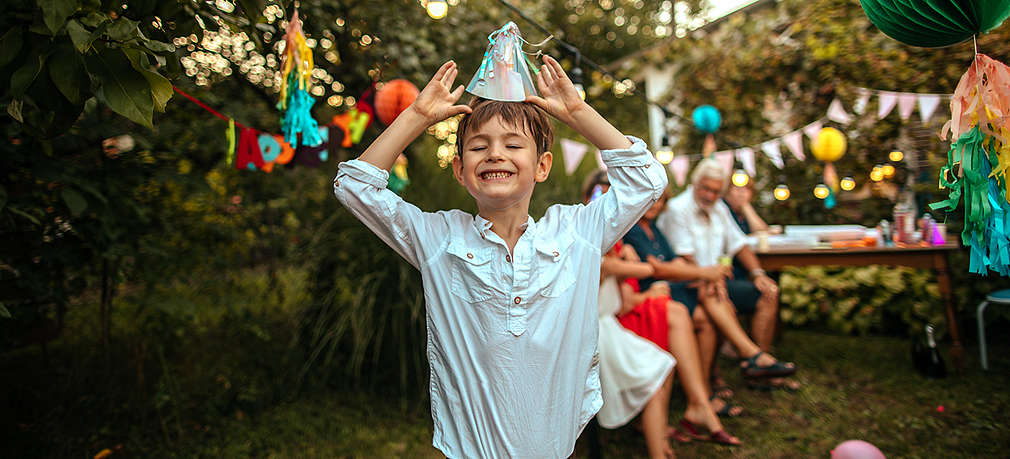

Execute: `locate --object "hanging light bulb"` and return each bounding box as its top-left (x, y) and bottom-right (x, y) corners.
top-left (882, 163), bottom-right (896, 178)
top-left (655, 135), bottom-right (673, 164)
top-left (426, 0), bottom-right (448, 19)
top-left (570, 66), bottom-right (586, 101)
top-left (840, 176), bottom-right (856, 191)
top-left (889, 150), bottom-right (904, 162)
top-left (813, 183), bottom-right (830, 199)
top-left (773, 183), bottom-right (791, 201)
top-left (870, 164), bottom-right (885, 182)
top-left (731, 169), bottom-right (750, 187)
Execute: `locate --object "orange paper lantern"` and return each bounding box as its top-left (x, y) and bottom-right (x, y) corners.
top-left (375, 79), bottom-right (419, 125)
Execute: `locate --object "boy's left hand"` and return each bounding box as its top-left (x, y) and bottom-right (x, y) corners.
top-left (525, 55), bottom-right (588, 126)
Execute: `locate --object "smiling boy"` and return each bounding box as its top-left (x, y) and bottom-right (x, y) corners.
top-left (333, 57), bottom-right (667, 458)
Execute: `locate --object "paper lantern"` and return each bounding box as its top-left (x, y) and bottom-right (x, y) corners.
top-left (375, 79), bottom-right (420, 125)
top-left (692, 105), bottom-right (721, 133)
top-left (860, 0), bottom-right (1010, 48)
top-left (812, 127), bottom-right (846, 162)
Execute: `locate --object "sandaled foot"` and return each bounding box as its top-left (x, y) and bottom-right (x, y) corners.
top-left (711, 376), bottom-right (734, 399)
top-left (740, 351), bottom-right (796, 379)
top-left (677, 419), bottom-right (741, 446)
top-left (667, 426), bottom-right (693, 443)
top-left (709, 395), bottom-right (744, 417)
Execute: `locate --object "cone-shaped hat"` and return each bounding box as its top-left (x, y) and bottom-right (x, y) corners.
top-left (466, 22), bottom-right (540, 102)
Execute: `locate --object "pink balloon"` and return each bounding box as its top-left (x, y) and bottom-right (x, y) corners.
top-left (832, 440), bottom-right (885, 459)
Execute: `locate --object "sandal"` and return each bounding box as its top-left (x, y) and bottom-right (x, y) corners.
top-left (676, 419), bottom-right (741, 446)
top-left (711, 379), bottom-right (734, 399)
top-left (667, 426), bottom-right (693, 443)
top-left (710, 395), bottom-right (743, 418)
top-left (740, 351), bottom-right (797, 379)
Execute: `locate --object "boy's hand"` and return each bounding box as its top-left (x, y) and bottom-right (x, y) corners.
top-left (525, 55), bottom-right (588, 126)
top-left (409, 61), bottom-right (472, 125)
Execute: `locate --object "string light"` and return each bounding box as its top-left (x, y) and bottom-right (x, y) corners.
top-left (655, 135), bottom-right (673, 164)
top-left (889, 150), bottom-right (904, 162)
top-left (731, 169), bottom-right (749, 187)
top-left (882, 163), bottom-right (896, 178)
top-left (840, 176), bottom-right (856, 191)
top-left (570, 66), bottom-right (586, 101)
top-left (774, 183), bottom-right (791, 201)
top-left (426, 0), bottom-right (448, 19)
top-left (870, 164), bottom-right (885, 182)
top-left (813, 183), bottom-right (830, 199)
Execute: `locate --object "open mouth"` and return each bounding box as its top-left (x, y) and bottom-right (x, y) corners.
top-left (479, 170), bottom-right (515, 181)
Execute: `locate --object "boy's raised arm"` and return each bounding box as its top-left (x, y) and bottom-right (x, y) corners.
top-left (358, 61), bottom-right (472, 171)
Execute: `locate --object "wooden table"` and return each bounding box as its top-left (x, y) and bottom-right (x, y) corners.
top-left (757, 243), bottom-right (964, 371)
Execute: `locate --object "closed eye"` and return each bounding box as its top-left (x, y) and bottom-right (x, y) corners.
top-left (507, 145), bottom-right (521, 149)
top-left (470, 146), bottom-right (487, 151)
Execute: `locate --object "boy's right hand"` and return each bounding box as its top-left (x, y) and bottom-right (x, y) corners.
top-left (408, 61), bottom-right (472, 125)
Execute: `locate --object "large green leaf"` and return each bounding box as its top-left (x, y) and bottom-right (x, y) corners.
top-left (0, 28), bottom-right (23, 67)
top-left (65, 20), bottom-right (92, 53)
top-left (49, 44), bottom-right (85, 104)
top-left (105, 17), bottom-right (141, 42)
top-left (39, 0), bottom-right (78, 35)
top-left (87, 48), bottom-right (154, 128)
top-left (61, 188), bottom-right (87, 216)
top-left (236, 0), bottom-right (266, 24)
top-left (122, 49), bottom-right (173, 112)
top-left (10, 55), bottom-right (44, 97)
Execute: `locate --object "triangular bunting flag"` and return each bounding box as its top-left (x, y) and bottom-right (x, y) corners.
top-left (560, 138), bottom-right (589, 175)
top-left (714, 150), bottom-right (735, 174)
top-left (853, 90), bottom-right (871, 115)
top-left (897, 93), bottom-right (917, 120)
top-left (736, 147), bottom-right (756, 176)
top-left (826, 98), bottom-right (853, 125)
top-left (760, 141), bottom-right (784, 169)
top-left (803, 121), bottom-right (823, 143)
top-left (595, 148), bottom-right (607, 171)
top-left (917, 94), bottom-right (942, 123)
top-left (782, 131), bottom-right (805, 161)
top-left (670, 155), bottom-right (690, 187)
top-left (877, 92), bottom-right (897, 119)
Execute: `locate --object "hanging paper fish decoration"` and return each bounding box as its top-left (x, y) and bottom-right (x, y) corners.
top-left (278, 10), bottom-right (323, 149)
top-left (466, 22), bottom-right (546, 102)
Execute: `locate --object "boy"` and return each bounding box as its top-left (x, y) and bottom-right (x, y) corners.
top-left (333, 57), bottom-right (667, 457)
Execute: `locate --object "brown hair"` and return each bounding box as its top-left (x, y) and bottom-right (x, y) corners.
top-left (455, 98), bottom-right (554, 156)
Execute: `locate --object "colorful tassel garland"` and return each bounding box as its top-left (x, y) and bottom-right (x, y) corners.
top-left (278, 10), bottom-right (323, 149)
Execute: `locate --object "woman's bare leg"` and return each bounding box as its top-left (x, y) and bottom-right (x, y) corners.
top-left (692, 307), bottom-right (718, 390)
top-left (641, 372), bottom-right (675, 459)
top-left (698, 296), bottom-right (788, 368)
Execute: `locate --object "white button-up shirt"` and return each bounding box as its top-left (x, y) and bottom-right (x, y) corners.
top-left (656, 187), bottom-right (747, 267)
top-left (333, 136), bottom-right (667, 458)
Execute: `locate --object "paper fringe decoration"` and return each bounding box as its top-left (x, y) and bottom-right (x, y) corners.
top-left (931, 54), bottom-right (1010, 276)
top-left (278, 11), bottom-right (323, 148)
top-left (466, 22), bottom-right (542, 102)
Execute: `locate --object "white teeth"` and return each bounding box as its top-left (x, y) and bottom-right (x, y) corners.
top-left (481, 171), bottom-right (512, 180)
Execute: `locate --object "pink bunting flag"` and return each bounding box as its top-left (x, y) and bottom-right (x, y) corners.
top-left (917, 94), bottom-right (942, 123)
top-left (760, 141), bottom-right (784, 169)
top-left (560, 138), bottom-right (589, 176)
top-left (877, 92), bottom-right (898, 119)
top-left (803, 121), bottom-right (823, 143)
top-left (897, 93), bottom-right (917, 120)
top-left (827, 98), bottom-right (853, 125)
top-left (669, 155), bottom-right (690, 187)
top-left (714, 150), bottom-right (735, 174)
top-left (736, 147), bottom-right (756, 176)
top-left (595, 148), bottom-right (607, 171)
top-left (782, 131), bottom-right (805, 161)
top-left (853, 90), bottom-right (871, 115)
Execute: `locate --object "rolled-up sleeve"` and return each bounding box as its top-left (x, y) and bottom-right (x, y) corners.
top-left (573, 136), bottom-right (668, 251)
top-left (333, 159), bottom-right (447, 269)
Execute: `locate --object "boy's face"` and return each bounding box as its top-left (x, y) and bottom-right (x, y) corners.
top-left (452, 115), bottom-right (552, 213)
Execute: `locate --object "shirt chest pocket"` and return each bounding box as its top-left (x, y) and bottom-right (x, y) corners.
top-left (447, 243), bottom-right (500, 303)
top-left (534, 232), bottom-right (577, 298)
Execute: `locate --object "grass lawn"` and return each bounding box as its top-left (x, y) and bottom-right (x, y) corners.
top-left (174, 329), bottom-right (1009, 458)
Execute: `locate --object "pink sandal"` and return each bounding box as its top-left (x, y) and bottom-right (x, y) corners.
top-left (676, 419), bottom-right (741, 446)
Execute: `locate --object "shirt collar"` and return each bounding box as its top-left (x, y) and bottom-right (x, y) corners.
top-left (472, 214), bottom-right (534, 239)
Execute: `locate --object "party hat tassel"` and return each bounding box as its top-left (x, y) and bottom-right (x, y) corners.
top-left (278, 11), bottom-right (322, 148)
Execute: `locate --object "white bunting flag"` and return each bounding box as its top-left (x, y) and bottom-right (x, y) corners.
top-left (714, 150), bottom-right (735, 174)
top-left (853, 90), bottom-right (871, 115)
top-left (827, 98), bottom-right (853, 125)
top-left (917, 94), bottom-right (942, 123)
top-left (803, 121), bottom-right (823, 143)
top-left (782, 131), bottom-right (805, 161)
top-left (897, 93), bottom-right (917, 120)
top-left (669, 155), bottom-right (690, 187)
top-left (595, 148), bottom-right (606, 171)
top-left (877, 92), bottom-right (898, 119)
top-left (760, 141), bottom-right (784, 169)
top-left (560, 138), bottom-right (589, 175)
top-left (736, 147), bottom-right (756, 176)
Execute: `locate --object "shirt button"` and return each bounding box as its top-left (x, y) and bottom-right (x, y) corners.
top-left (552, 250), bottom-right (560, 257)
top-left (514, 296), bottom-right (521, 304)
top-left (645, 163), bottom-right (652, 168)
top-left (506, 254), bottom-right (512, 263)
top-left (466, 253), bottom-right (474, 259)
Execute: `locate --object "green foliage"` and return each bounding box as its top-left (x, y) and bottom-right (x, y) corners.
top-left (780, 265), bottom-right (945, 337)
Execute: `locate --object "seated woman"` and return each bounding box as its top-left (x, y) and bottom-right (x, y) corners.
top-left (584, 171), bottom-right (740, 447)
top-left (623, 189), bottom-right (798, 403)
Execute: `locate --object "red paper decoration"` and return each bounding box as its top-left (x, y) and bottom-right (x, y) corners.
top-left (374, 79), bottom-right (419, 125)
